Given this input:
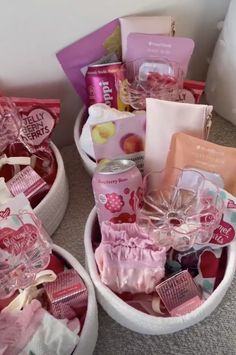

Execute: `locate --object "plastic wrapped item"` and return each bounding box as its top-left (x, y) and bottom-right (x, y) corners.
top-left (0, 96), bottom-right (60, 207)
top-left (166, 132), bottom-right (236, 196)
top-left (119, 59), bottom-right (183, 110)
top-left (137, 168), bottom-right (224, 251)
top-left (0, 193), bottom-right (52, 299)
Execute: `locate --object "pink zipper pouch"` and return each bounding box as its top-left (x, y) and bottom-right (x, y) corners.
top-left (120, 16), bottom-right (174, 61)
top-left (95, 221), bottom-right (166, 294)
top-left (126, 33), bottom-right (194, 77)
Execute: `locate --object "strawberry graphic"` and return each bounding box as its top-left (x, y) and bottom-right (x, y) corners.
top-left (110, 213), bottom-right (136, 224)
top-left (105, 193), bottom-right (124, 213)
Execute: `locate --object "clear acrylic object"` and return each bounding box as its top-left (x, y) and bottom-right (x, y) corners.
top-left (136, 168), bottom-right (224, 252)
top-left (0, 210), bottom-right (52, 299)
top-left (118, 58), bottom-right (184, 110)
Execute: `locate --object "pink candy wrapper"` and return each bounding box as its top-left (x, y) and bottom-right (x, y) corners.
top-left (7, 166), bottom-right (47, 200)
top-left (44, 269), bottom-right (88, 319)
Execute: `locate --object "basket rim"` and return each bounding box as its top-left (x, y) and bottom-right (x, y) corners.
top-left (34, 141), bottom-right (65, 213)
top-left (84, 206), bottom-right (236, 332)
top-left (73, 106), bottom-right (96, 171)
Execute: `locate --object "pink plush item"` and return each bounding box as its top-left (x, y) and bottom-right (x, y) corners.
top-left (0, 300), bottom-right (44, 355)
top-left (95, 222), bottom-right (166, 294)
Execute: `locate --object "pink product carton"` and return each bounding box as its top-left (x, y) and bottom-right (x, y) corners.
top-left (126, 33), bottom-right (194, 77)
top-left (91, 112), bottom-right (146, 173)
top-left (44, 269), bottom-right (88, 320)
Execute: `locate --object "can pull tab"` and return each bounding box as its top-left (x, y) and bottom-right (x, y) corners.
top-left (204, 105), bottom-right (213, 139)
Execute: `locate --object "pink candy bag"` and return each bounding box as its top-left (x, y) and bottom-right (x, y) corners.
top-left (95, 221), bottom-right (166, 294)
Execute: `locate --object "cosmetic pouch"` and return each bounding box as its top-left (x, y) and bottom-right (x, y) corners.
top-left (144, 98), bottom-right (213, 177)
top-left (166, 132), bottom-right (236, 196)
top-left (120, 16), bottom-right (174, 61)
top-left (95, 221), bottom-right (166, 294)
top-left (126, 34), bottom-right (194, 77)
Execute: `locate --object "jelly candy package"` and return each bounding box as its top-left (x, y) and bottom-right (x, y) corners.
top-left (0, 96), bottom-right (60, 206)
top-left (0, 193), bottom-right (52, 299)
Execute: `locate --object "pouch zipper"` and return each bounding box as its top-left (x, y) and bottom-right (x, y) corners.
top-left (171, 19), bottom-right (176, 36)
top-left (205, 107), bottom-right (213, 139)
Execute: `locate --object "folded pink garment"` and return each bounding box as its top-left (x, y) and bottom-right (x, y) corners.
top-left (95, 222), bottom-right (166, 294)
top-left (0, 300), bottom-right (44, 355)
top-left (0, 300), bottom-right (80, 355)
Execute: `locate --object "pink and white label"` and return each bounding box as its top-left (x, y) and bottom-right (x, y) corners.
top-left (20, 108), bottom-right (55, 147)
top-left (210, 215), bottom-right (235, 246)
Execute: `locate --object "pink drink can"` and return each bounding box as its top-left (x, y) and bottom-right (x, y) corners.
top-left (85, 62), bottom-right (128, 110)
top-left (92, 159), bottom-right (143, 225)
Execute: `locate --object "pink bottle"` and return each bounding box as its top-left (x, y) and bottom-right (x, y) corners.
top-left (92, 159), bottom-right (143, 226)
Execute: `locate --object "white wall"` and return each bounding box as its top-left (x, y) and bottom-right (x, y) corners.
top-left (0, 0), bottom-right (230, 147)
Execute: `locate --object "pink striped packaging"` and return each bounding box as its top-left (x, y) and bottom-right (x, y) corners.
top-left (7, 166), bottom-right (46, 199)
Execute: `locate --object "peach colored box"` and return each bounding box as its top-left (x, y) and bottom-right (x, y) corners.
top-left (90, 112), bottom-right (146, 172)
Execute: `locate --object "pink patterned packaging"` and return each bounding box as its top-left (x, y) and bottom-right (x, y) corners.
top-left (44, 269), bottom-right (88, 319)
top-left (92, 159), bottom-right (143, 226)
top-left (126, 33), bottom-right (194, 77)
top-left (156, 270), bottom-right (203, 316)
top-left (7, 166), bottom-right (47, 199)
top-left (0, 193), bottom-right (52, 299)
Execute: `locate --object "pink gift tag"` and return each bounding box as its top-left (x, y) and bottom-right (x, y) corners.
top-left (7, 166), bottom-right (47, 199)
top-left (156, 270), bottom-right (203, 316)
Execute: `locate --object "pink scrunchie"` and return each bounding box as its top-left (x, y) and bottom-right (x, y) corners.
top-left (95, 222), bottom-right (166, 294)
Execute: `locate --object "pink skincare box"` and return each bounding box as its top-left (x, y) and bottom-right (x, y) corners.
top-left (156, 270), bottom-right (203, 316)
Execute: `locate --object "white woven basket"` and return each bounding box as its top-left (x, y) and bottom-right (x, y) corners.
top-left (34, 142), bottom-right (69, 236)
top-left (84, 207), bottom-right (236, 335)
top-left (74, 106), bottom-right (96, 176)
top-left (53, 244), bottom-right (98, 355)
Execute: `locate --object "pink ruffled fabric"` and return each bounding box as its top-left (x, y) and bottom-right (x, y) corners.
top-left (0, 300), bottom-right (44, 355)
top-left (95, 222), bottom-right (166, 294)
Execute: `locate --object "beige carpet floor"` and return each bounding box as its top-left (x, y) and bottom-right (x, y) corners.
top-left (53, 113), bottom-right (236, 355)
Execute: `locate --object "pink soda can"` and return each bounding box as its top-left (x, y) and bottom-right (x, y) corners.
top-left (92, 159), bottom-right (143, 226)
top-left (85, 62), bottom-right (128, 111)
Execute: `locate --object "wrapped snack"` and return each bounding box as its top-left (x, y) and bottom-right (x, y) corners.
top-left (44, 269), bottom-right (88, 319)
top-left (0, 96), bottom-right (60, 206)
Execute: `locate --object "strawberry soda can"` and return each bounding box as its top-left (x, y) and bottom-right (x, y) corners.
top-left (85, 62), bottom-right (129, 111)
top-left (92, 159), bottom-right (143, 225)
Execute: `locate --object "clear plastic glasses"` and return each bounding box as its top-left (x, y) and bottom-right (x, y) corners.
top-left (118, 58), bottom-right (184, 110)
top-left (136, 168), bottom-right (224, 252)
